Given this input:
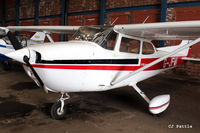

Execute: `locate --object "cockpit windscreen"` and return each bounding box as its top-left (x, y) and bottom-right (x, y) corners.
top-left (71, 26), bottom-right (117, 50)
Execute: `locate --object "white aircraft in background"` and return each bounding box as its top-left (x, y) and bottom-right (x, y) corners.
top-left (0, 21), bottom-right (200, 120)
top-left (0, 31), bottom-right (46, 55)
top-left (0, 32), bottom-right (46, 69)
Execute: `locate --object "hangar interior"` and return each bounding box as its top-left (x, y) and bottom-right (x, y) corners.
top-left (0, 0), bottom-right (200, 133)
top-left (1, 0), bottom-right (200, 77)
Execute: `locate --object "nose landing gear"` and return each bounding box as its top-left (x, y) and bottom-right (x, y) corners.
top-left (50, 93), bottom-right (70, 120)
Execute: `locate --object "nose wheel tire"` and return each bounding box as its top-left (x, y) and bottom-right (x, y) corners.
top-left (51, 102), bottom-right (67, 120)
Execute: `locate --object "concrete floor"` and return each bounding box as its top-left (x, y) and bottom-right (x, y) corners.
top-left (0, 65), bottom-right (199, 133)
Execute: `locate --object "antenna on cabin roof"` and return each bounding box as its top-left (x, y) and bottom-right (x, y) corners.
top-left (111, 17), bottom-right (119, 25)
top-left (143, 16), bottom-right (149, 24)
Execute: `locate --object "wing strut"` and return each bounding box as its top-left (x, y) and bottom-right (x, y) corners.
top-left (130, 83), bottom-right (170, 115)
top-left (44, 31), bottom-right (54, 43)
top-left (130, 83), bottom-right (150, 103)
top-left (111, 37), bottom-right (200, 86)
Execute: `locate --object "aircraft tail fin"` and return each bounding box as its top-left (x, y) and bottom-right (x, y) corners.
top-left (157, 40), bottom-right (192, 57)
top-left (30, 32), bottom-right (45, 42)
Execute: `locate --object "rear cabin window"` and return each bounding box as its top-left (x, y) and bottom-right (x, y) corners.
top-left (142, 42), bottom-right (155, 55)
top-left (120, 37), bottom-right (140, 54)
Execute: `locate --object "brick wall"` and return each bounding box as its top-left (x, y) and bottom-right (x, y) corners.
top-left (5, 0), bottom-right (16, 21)
top-left (1, 0), bottom-right (200, 77)
top-left (0, 0), bottom-right (1, 21)
top-left (106, 0), bottom-right (161, 9)
top-left (165, 6), bottom-right (200, 77)
top-left (168, 0), bottom-right (200, 3)
top-left (19, 20), bottom-right (35, 37)
top-left (39, 0), bottom-right (61, 17)
top-left (39, 17), bottom-right (61, 42)
top-left (20, 0), bottom-right (35, 19)
top-left (2, 0), bottom-right (62, 42)
top-left (68, 0), bottom-right (100, 13)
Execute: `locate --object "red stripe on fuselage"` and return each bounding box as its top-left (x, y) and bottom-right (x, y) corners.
top-left (31, 57), bottom-right (185, 71)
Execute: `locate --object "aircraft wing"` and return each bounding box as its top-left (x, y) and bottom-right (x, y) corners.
top-left (114, 21), bottom-right (200, 40)
top-left (7, 26), bottom-right (80, 34)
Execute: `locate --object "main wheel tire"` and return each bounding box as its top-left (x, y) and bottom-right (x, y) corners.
top-left (50, 102), bottom-right (67, 120)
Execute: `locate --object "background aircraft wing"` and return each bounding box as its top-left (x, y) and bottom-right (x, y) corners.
top-left (114, 21), bottom-right (200, 40)
top-left (7, 26), bottom-right (80, 34)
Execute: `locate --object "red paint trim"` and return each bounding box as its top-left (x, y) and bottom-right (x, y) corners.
top-left (31, 57), bottom-right (185, 71)
top-left (32, 64), bottom-right (142, 71)
top-left (187, 48), bottom-right (192, 57)
top-left (149, 101), bottom-right (170, 111)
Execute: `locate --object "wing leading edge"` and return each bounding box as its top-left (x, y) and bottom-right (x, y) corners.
top-left (7, 26), bottom-right (80, 34)
top-left (114, 21), bottom-right (200, 40)
top-left (6, 21), bottom-right (200, 40)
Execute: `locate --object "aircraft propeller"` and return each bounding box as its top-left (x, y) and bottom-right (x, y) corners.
top-left (1, 27), bottom-right (44, 88)
top-left (0, 27), bottom-right (22, 50)
top-left (23, 55), bottom-right (44, 87)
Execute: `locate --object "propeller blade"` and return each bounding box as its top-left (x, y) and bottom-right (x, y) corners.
top-left (7, 31), bottom-right (22, 50)
top-left (0, 27), bottom-right (22, 50)
top-left (23, 55), bottom-right (44, 88)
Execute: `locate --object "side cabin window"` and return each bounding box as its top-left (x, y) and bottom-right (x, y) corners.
top-left (142, 41), bottom-right (155, 55)
top-left (120, 37), bottom-right (140, 54)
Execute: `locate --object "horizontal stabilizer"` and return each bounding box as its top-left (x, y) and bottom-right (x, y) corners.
top-left (182, 57), bottom-right (200, 63)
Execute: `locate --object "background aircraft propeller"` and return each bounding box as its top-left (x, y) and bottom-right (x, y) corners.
top-left (0, 27), bottom-right (22, 50)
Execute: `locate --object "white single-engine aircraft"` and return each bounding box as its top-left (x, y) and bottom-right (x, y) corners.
top-left (1, 21), bottom-right (200, 120)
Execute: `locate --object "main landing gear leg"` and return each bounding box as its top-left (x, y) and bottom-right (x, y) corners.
top-left (129, 83), bottom-right (150, 104)
top-left (51, 92), bottom-right (70, 120)
top-left (129, 83), bottom-right (170, 116)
